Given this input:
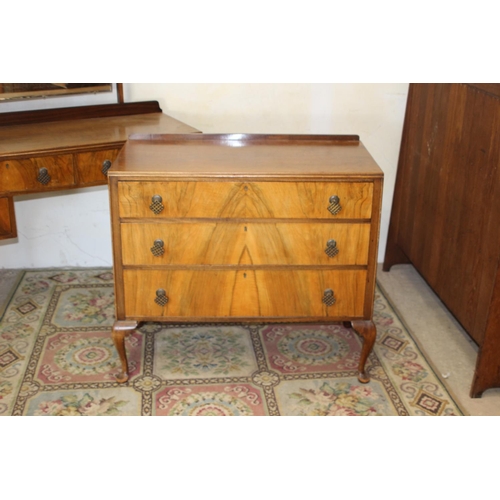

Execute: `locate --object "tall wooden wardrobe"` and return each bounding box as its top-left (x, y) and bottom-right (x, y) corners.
top-left (383, 83), bottom-right (500, 398)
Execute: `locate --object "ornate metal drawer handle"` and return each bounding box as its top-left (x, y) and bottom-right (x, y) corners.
top-left (322, 288), bottom-right (336, 307)
top-left (151, 239), bottom-right (165, 257)
top-left (155, 289), bottom-right (168, 306)
top-left (328, 195), bottom-right (342, 215)
top-left (101, 159), bottom-right (112, 176)
top-left (37, 167), bottom-right (51, 185)
top-left (149, 194), bottom-right (164, 215)
top-left (325, 239), bottom-right (339, 258)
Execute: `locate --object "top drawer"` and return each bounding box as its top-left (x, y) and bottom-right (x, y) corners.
top-left (118, 181), bottom-right (374, 219)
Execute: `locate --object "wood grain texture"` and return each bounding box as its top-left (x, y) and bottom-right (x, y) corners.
top-left (0, 196), bottom-right (16, 240)
top-left (466, 84), bottom-right (500, 97)
top-left (363, 177), bottom-right (383, 318)
top-left (108, 176), bottom-right (127, 320)
top-left (116, 84), bottom-right (124, 104)
top-left (351, 320), bottom-right (377, 383)
top-left (383, 83), bottom-right (500, 397)
top-left (118, 181), bottom-right (374, 220)
top-left (74, 148), bottom-right (121, 185)
top-left (112, 320), bottom-right (139, 383)
top-left (0, 154), bottom-right (75, 194)
top-left (0, 106), bottom-right (200, 240)
top-left (120, 221), bottom-right (371, 266)
top-left (109, 134), bottom-right (383, 179)
top-left (471, 264), bottom-right (500, 397)
top-left (0, 101), bottom-right (162, 128)
top-left (0, 113), bottom-right (200, 158)
top-left (123, 269), bottom-right (367, 319)
top-left (110, 134), bottom-right (383, 383)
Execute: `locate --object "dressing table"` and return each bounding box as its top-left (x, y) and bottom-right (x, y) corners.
top-left (0, 87), bottom-right (199, 240)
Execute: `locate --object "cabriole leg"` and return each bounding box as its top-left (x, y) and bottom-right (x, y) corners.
top-left (350, 320), bottom-right (377, 384)
top-left (112, 320), bottom-right (139, 383)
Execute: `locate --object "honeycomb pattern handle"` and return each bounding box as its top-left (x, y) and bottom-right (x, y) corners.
top-left (37, 167), bottom-right (51, 185)
top-left (322, 289), bottom-right (336, 307)
top-left (151, 239), bottom-right (165, 257)
top-left (149, 195), bottom-right (164, 215)
top-left (325, 239), bottom-right (339, 258)
top-left (102, 159), bottom-right (112, 176)
top-left (154, 289), bottom-right (168, 306)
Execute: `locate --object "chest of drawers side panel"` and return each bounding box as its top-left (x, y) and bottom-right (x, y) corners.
top-left (109, 176), bottom-right (127, 320)
top-left (364, 177), bottom-right (384, 318)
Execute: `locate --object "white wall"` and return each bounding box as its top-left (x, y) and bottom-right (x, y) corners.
top-left (0, 83), bottom-right (409, 269)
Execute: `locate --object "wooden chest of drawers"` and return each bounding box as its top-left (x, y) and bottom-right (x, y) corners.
top-left (108, 134), bottom-right (383, 384)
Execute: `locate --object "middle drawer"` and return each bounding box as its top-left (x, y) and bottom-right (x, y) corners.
top-left (120, 221), bottom-right (370, 266)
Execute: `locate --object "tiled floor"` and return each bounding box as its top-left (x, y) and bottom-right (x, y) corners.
top-left (2, 265), bottom-right (499, 415)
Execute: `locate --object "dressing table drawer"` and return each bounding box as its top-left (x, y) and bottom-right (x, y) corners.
top-left (0, 154), bottom-right (75, 194)
top-left (74, 148), bottom-right (121, 185)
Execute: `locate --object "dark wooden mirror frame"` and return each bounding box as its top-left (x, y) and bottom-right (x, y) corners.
top-left (0, 84), bottom-right (150, 128)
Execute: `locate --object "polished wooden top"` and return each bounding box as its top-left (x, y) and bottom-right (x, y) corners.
top-left (109, 134), bottom-right (383, 180)
top-left (0, 113), bottom-right (200, 158)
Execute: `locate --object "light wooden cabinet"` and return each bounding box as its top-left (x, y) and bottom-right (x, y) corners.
top-left (108, 134), bottom-right (383, 384)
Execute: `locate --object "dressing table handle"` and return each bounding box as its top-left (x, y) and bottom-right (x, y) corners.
top-left (101, 159), bottom-right (112, 176)
top-left (37, 167), bottom-right (51, 185)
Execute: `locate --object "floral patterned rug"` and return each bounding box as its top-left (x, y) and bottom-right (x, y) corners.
top-left (0, 269), bottom-right (463, 416)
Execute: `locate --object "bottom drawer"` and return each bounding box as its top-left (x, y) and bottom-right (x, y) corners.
top-left (122, 269), bottom-right (367, 319)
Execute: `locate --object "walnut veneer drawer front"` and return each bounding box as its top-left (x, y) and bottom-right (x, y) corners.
top-left (75, 148), bottom-right (121, 185)
top-left (0, 154), bottom-right (75, 193)
top-left (118, 181), bottom-right (374, 220)
top-left (120, 221), bottom-right (371, 266)
top-left (108, 134), bottom-right (384, 385)
top-left (123, 269), bottom-right (367, 319)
